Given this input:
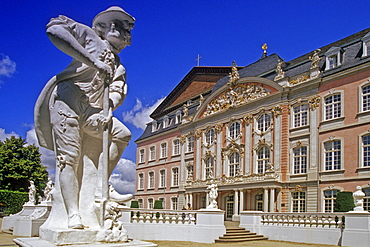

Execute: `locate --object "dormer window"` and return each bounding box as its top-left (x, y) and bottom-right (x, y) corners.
top-left (325, 47), bottom-right (342, 70)
top-left (152, 120), bottom-right (158, 132)
top-left (163, 115), bottom-right (171, 128)
top-left (175, 110), bottom-right (182, 124)
top-left (362, 32), bottom-right (370, 57)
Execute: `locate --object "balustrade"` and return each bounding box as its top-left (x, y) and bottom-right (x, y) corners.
top-left (129, 209), bottom-right (196, 225)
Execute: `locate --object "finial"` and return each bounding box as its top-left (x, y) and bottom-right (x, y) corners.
top-left (261, 43), bottom-right (268, 58)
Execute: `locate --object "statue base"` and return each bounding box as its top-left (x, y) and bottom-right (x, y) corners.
top-left (14, 237), bottom-right (157, 246)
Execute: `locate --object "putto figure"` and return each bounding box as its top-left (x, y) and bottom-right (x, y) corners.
top-left (35, 6), bottom-right (134, 230)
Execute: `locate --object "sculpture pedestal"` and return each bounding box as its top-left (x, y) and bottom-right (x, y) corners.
top-left (14, 237), bottom-right (157, 247)
top-left (2, 203), bottom-right (51, 236)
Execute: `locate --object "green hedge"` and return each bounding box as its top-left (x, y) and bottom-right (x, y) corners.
top-left (334, 191), bottom-right (354, 212)
top-left (0, 190), bottom-right (28, 215)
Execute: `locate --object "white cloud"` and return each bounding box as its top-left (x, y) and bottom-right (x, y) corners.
top-left (26, 128), bottom-right (56, 180)
top-left (0, 128), bottom-right (19, 141)
top-left (109, 158), bottom-right (136, 194)
top-left (0, 54), bottom-right (16, 77)
top-left (122, 97), bottom-right (165, 130)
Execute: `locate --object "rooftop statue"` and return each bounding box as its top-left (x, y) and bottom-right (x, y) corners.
top-left (35, 6), bottom-right (134, 236)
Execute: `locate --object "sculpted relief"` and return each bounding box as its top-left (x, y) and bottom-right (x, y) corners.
top-left (203, 84), bottom-right (270, 117)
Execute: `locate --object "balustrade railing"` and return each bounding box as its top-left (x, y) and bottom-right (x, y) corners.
top-left (129, 209), bottom-right (197, 225)
top-left (260, 213), bottom-right (345, 228)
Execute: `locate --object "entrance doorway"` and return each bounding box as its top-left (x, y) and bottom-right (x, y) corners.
top-left (225, 195), bottom-right (234, 220)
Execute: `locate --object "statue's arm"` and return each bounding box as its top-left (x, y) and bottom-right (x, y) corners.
top-left (46, 16), bottom-right (111, 77)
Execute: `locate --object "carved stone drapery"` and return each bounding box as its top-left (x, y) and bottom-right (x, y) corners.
top-left (203, 84), bottom-right (270, 117)
top-left (221, 140), bottom-right (245, 160)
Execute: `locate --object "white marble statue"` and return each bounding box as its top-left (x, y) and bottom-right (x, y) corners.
top-left (27, 181), bottom-right (36, 205)
top-left (206, 183), bottom-right (218, 209)
top-left (42, 177), bottom-right (54, 202)
top-left (353, 186), bottom-right (365, 211)
top-left (35, 6), bottom-right (134, 232)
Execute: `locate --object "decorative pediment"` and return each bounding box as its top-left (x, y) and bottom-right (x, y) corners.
top-left (203, 83), bottom-right (270, 117)
top-left (221, 140), bottom-right (245, 160)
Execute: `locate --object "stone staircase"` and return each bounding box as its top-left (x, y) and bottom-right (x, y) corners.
top-left (215, 223), bottom-right (268, 243)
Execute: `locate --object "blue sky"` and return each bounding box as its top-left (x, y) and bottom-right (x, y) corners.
top-left (1, 0), bottom-right (369, 193)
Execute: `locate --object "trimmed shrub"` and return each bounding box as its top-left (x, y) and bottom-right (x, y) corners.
top-left (130, 200), bottom-right (139, 208)
top-left (153, 200), bottom-right (163, 209)
top-left (334, 191), bottom-right (354, 212)
top-left (0, 190), bottom-right (28, 215)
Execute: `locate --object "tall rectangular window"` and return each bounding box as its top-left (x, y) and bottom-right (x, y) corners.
top-left (292, 191), bottom-right (306, 212)
top-left (363, 135), bottom-right (370, 167)
top-left (293, 146), bottom-right (307, 174)
top-left (325, 94), bottom-right (341, 120)
top-left (257, 146), bottom-right (270, 174)
top-left (148, 172), bottom-right (154, 189)
top-left (138, 173), bottom-right (144, 190)
top-left (362, 85), bottom-right (370, 112)
top-left (229, 152), bottom-right (240, 177)
top-left (205, 157), bottom-right (214, 179)
top-left (293, 104), bottom-right (308, 128)
top-left (159, 170), bottom-right (165, 188)
top-left (139, 149), bottom-right (145, 163)
top-left (363, 188), bottom-right (370, 212)
top-left (205, 129), bottom-right (215, 145)
top-left (229, 122), bottom-right (241, 139)
top-left (187, 136), bottom-right (194, 152)
top-left (160, 143), bottom-right (167, 158)
top-left (171, 197), bottom-right (178, 210)
top-left (149, 146), bottom-right (155, 161)
top-left (324, 190), bottom-right (339, 213)
top-left (172, 167), bottom-right (179, 186)
top-left (148, 198), bottom-right (154, 209)
top-left (173, 139), bottom-right (180, 155)
top-left (138, 199), bottom-right (143, 208)
top-left (324, 140), bottom-right (341, 170)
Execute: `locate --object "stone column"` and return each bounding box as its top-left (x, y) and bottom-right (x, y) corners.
top-left (239, 189), bottom-right (244, 212)
top-left (233, 190), bottom-right (239, 216)
top-left (189, 193), bottom-right (193, 209)
top-left (263, 188), bottom-right (269, 212)
top-left (269, 188), bottom-right (275, 212)
top-left (246, 190), bottom-right (251, 210)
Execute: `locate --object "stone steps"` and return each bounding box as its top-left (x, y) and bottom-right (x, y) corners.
top-left (215, 227), bottom-right (268, 243)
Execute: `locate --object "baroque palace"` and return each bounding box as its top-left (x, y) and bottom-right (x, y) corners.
top-left (134, 27), bottom-right (370, 220)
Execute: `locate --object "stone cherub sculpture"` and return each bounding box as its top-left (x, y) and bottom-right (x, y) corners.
top-left (206, 182), bottom-right (219, 209)
top-left (27, 181), bottom-right (36, 205)
top-left (35, 6), bottom-right (134, 231)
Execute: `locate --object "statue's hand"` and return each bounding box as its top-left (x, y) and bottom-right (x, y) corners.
top-left (94, 60), bottom-right (113, 81)
top-left (86, 109), bottom-right (112, 127)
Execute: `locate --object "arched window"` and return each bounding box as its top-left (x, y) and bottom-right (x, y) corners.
top-left (324, 140), bottom-right (341, 170)
top-left (172, 167), bottom-right (179, 186)
top-left (324, 94), bottom-right (342, 120)
top-left (293, 104), bottom-right (308, 128)
top-left (205, 129), bottom-right (215, 145)
top-left (228, 152), bottom-right (240, 177)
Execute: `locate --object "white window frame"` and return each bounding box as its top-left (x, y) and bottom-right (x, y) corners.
top-left (292, 103), bottom-right (309, 128)
top-left (148, 171), bottom-right (155, 189)
top-left (257, 113), bottom-right (271, 133)
top-left (159, 169), bottom-right (166, 188)
top-left (139, 149), bottom-right (145, 163)
top-left (138, 173), bottom-right (144, 190)
top-left (361, 32), bottom-right (370, 57)
top-left (152, 120), bottom-right (158, 132)
top-left (228, 152), bottom-right (240, 177)
top-left (323, 139), bottom-right (342, 171)
top-left (149, 146), bottom-right (156, 161)
top-left (323, 189), bottom-right (340, 213)
top-left (138, 198), bottom-right (143, 208)
top-left (205, 128), bottom-right (215, 145)
top-left (187, 135), bottom-right (194, 153)
top-left (360, 82), bottom-right (370, 113)
top-left (204, 156), bottom-right (214, 179)
top-left (325, 46), bottom-right (342, 70)
top-left (171, 197), bottom-right (178, 210)
top-left (229, 121), bottom-right (241, 139)
top-left (360, 133), bottom-right (370, 168)
top-left (175, 110), bottom-right (182, 124)
top-left (172, 167), bottom-right (179, 187)
top-left (257, 146), bottom-right (270, 174)
top-left (291, 191), bottom-right (306, 213)
top-left (324, 93), bottom-right (342, 121)
top-left (148, 198), bottom-right (154, 209)
top-left (293, 146), bottom-right (308, 174)
top-left (160, 142), bottom-right (167, 158)
top-left (163, 115), bottom-right (171, 128)
top-left (173, 139), bottom-right (180, 156)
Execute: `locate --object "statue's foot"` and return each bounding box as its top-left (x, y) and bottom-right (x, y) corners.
top-left (68, 213), bottom-right (83, 229)
top-left (109, 186), bottom-right (133, 203)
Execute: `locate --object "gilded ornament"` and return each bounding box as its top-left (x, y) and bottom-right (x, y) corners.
top-left (215, 123), bottom-right (223, 133)
top-left (195, 129), bottom-right (203, 139)
top-left (290, 75), bottom-right (309, 85)
top-left (243, 114), bottom-right (253, 125)
top-left (227, 61), bottom-right (240, 87)
top-left (272, 105), bottom-right (282, 118)
top-left (308, 95), bottom-right (320, 110)
top-left (309, 49), bottom-right (321, 69)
